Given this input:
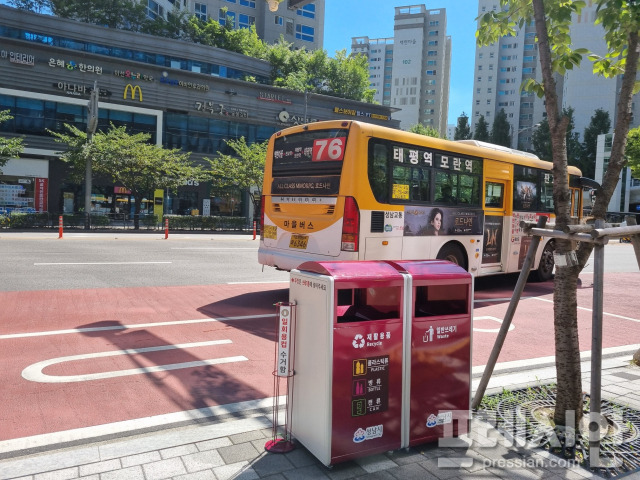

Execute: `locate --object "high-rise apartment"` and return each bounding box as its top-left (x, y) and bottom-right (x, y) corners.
top-left (144, 0), bottom-right (324, 50)
top-left (472, 0), bottom-right (639, 151)
top-left (352, 5), bottom-right (451, 134)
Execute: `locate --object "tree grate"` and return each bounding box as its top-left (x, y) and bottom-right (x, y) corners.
top-left (478, 385), bottom-right (640, 478)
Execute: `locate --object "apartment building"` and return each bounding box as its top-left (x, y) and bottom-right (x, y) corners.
top-left (145, 0), bottom-right (324, 49)
top-left (472, 0), bottom-right (639, 152)
top-left (352, 5), bottom-right (451, 134)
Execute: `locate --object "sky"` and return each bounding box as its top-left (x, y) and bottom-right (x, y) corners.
top-left (322, 0), bottom-right (480, 125)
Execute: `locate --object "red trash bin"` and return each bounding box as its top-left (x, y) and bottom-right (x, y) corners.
top-left (388, 260), bottom-right (472, 446)
top-left (289, 260), bottom-right (407, 466)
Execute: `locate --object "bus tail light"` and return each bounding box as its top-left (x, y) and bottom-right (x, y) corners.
top-left (260, 195), bottom-right (265, 241)
top-left (341, 196), bottom-right (360, 252)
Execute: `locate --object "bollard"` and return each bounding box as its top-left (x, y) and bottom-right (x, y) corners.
top-left (253, 220), bottom-right (257, 240)
top-left (164, 218), bottom-right (169, 239)
top-left (58, 215), bottom-right (63, 239)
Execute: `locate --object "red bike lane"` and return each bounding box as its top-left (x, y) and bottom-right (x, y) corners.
top-left (0, 273), bottom-right (638, 442)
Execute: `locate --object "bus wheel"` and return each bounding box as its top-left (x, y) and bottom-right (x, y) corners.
top-left (532, 240), bottom-right (555, 282)
top-left (436, 243), bottom-right (467, 271)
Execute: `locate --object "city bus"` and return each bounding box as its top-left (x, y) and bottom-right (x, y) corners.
top-left (258, 120), bottom-right (584, 281)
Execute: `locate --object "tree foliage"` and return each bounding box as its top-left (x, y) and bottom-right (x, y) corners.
top-left (49, 0), bottom-right (148, 30)
top-left (454, 113), bottom-right (472, 140)
top-left (489, 109), bottom-right (511, 147)
top-left (531, 108), bottom-right (581, 165)
top-left (0, 111), bottom-right (24, 172)
top-left (50, 123), bottom-right (207, 229)
top-left (626, 126), bottom-right (640, 179)
top-left (207, 137), bottom-right (268, 212)
top-left (7, 0), bottom-right (50, 13)
top-left (473, 115), bottom-right (490, 142)
top-left (408, 123), bottom-right (442, 138)
top-left (478, 0), bottom-right (640, 429)
top-left (581, 109), bottom-right (611, 179)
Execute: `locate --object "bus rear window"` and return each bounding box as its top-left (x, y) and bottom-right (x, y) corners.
top-left (273, 129), bottom-right (348, 177)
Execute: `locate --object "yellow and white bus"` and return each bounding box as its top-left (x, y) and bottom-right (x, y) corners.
top-left (258, 120), bottom-right (584, 280)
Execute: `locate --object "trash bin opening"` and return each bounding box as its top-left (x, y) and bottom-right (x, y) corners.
top-left (414, 285), bottom-right (468, 317)
top-left (336, 287), bottom-right (401, 323)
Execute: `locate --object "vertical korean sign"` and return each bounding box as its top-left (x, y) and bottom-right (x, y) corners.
top-left (35, 178), bottom-right (48, 212)
top-left (277, 303), bottom-right (294, 377)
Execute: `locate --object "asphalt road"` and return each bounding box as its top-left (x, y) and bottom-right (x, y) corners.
top-left (0, 231), bottom-right (289, 291)
top-left (0, 230), bottom-right (636, 292)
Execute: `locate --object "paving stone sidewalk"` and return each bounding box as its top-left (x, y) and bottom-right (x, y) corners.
top-left (2, 358), bottom-right (639, 480)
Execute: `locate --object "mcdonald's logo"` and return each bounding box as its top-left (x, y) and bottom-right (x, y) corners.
top-left (123, 84), bottom-right (143, 101)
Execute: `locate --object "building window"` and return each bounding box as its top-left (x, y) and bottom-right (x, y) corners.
top-left (219, 9), bottom-right (235, 26)
top-left (428, 30), bottom-right (439, 36)
top-left (427, 60), bottom-right (436, 66)
top-left (295, 24), bottom-right (315, 42)
top-left (426, 70), bottom-right (437, 75)
top-left (428, 40), bottom-right (438, 46)
top-left (286, 19), bottom-right (294, 35)
top-left (239, 13), bottom-right (255, 29)
top-left (239, 0), bottom-right (256, 6)
top-left (296, 3), bottom-right (316, 19)
top-left (194, 3), bottom-right (207, 21)
top-left (275, 15), bottom-right (283, 25)
top-left (146, 0), bottom-right (164, 19)
top-left (429, 20), bottom-right (439, 26)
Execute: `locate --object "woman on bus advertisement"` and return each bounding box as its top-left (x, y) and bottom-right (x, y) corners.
top-left (404, 206), bottom-right (483, 236)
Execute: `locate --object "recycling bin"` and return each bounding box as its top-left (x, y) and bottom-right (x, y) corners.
top-left (289, 261), bottom-right (408, 466)
top-left (388, 260), bottom-right (472, 446)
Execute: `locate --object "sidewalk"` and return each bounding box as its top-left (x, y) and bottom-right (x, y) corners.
top-left (1, 349), bottom-right (639, 480)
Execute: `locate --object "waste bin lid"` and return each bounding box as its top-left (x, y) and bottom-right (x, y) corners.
top-left (297, 260), bottom-right (404, 282)
top-left (386, 260), bottom-right (471, 281)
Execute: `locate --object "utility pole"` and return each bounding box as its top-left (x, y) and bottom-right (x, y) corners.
top-left (85, 81), bottom-right (99, 230)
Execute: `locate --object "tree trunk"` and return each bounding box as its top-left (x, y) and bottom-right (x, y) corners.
top-left (532, 0), bottom-right (583, 426)
top-left (133, 193), bottom-right (142, 230)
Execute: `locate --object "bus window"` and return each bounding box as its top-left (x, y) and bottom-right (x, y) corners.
top-left (392, 165), bottom-right (411, 201)
top-left (459, 174), bottom-right (481, 206)
top-left (368, 143), bottom-right (389, 203)
top-left (435, 172), bottom-right (457, 204)
top-left (485, 182), bottom-right (504, 208)
top-left (539, 171), bottom-right (554, 212)
top-left (410, 168), bottom-right (430, 202)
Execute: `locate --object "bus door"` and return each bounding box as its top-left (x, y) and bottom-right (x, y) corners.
top-left (481, 160), bottom-right (512, 275)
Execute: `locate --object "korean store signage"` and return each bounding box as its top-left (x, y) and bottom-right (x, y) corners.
top-left (1, 50), bottom-right (35, 66)
top-left (160, 75), bottom-right (209, 91)
top-left (333, 107), bottom-right (389, 121)
top-left (114, 69), bottom-right (154, 82)
top-left (49, 58), bottom-right (103, 74)
top-left (258, 91), bottom-right (292, 104)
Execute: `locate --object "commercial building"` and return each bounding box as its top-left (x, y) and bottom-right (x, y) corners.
top-left (472, 0), bottom-right (639, 151)
top-left (352, 4), bottom-right (451, 134)
top-left (0, 5), bottom-right (397, 221)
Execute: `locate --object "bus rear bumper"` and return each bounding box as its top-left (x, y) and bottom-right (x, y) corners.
top-left (258, 245), bottom-right (354, 272)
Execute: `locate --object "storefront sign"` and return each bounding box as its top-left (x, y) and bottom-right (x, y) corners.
top-left (333, 107), bottom-right (389, 121)
top-left (49, 58), bottom-right (103, 74)
top-left (55, 82), bottom-right (88, 96)
top-left (258, 91), bottom-right (292, 104)
top-left (160, 75), bottom-right (209, 91)
top-left (35, 178), bottom-right (48, 212)
top-left (123, 84), bottom-right (143, 101)
top-left (1, 50), bottom-right (35, 66)
top-left (114, 69), bottom-right (154, 82)
top-left (276, 109), bottom-right (317, 126)
top-left (195, 101), bottom-right (248, 118)
top-left (114, 186), bottom-right (131, 194)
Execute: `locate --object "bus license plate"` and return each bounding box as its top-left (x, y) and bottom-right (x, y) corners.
top-left (263, 225), bottom-right (277, 240)
top-left (289, 234), bottom-right (308, 249)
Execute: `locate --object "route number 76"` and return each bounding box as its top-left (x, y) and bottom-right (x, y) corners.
top-left (312, 137), bottom-right (346, 162)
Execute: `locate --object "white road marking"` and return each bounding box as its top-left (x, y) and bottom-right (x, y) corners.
top-left (21, 340), bottom-right (247, 383)
top-left (171, 247), bottom-right (257, 250)
top-left (33, 261), bottom-right (172, 265)
top-left (473, 315), bottom-right (516, 333)
top-left (531, 297), bottom-right (640, 323)
top-left (0, 314), bottom-right (275, 339)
